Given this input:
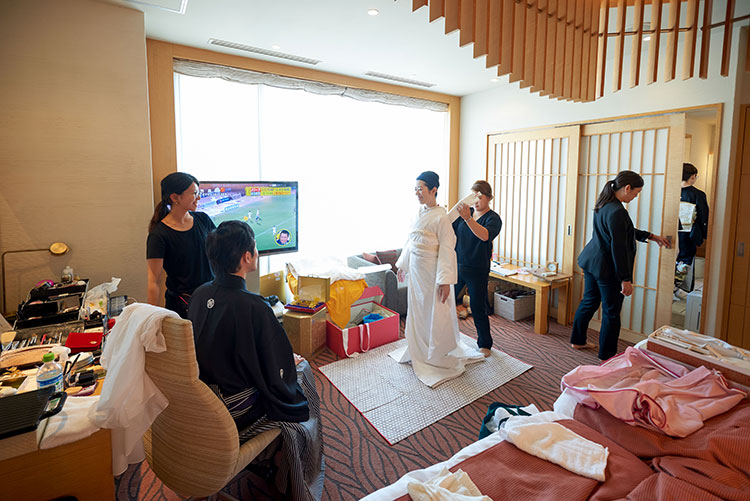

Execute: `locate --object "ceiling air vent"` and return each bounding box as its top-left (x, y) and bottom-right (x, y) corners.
top-left (126, 0), bottom-right (188, 14)
top-left (208, 39), bottom-right (321, 65)
top-left (364, 71), bottom-right (436, 88)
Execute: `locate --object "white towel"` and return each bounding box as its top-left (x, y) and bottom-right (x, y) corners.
top-left (40, 395), bottom-right (100, 449)
top-left (407, 467), bottom-right (491, 501)
top-left (500, 411), bottom-right (609, 482)
top-left (88, 303), bottom-right (178, 475)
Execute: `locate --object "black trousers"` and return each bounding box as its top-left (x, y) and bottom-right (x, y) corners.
top-left (165, 289), bottom-right (191, 319)
top-left (570, 271), bottom-right (624, 360)
top-left (454, 266), bottom-right (492, 349)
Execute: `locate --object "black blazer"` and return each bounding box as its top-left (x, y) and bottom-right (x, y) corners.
top-left (578, 200), bottom-right (651, 283)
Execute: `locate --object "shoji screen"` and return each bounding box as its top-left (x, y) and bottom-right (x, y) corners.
top-left (574, 114), bottom-right (685, 336)
top-left (487, 126), bottom-right (580, 275)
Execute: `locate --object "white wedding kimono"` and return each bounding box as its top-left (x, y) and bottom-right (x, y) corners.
top-left (389, 204), bottom-right (483, 387)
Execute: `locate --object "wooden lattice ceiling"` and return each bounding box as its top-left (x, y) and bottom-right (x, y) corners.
top-left (413, 0), bottom-right (749, 101)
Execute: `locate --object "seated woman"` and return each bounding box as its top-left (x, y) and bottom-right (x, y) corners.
top-left (188, 220), bottom-right (324, 501)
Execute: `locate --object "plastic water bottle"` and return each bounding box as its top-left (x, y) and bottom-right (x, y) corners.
top-left (61, 266), bottom-right (74, 283)
top-left (37, 352), bottom-right (64, 392)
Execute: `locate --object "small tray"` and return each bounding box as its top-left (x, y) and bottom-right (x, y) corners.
top-left (285, 302), bottom-right (326, 314)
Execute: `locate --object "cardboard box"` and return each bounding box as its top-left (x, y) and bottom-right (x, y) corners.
top-left (494, 290), bottom-right (535, 321)
top-left (326, 286), bottom-right (399, 358)
top-left (646, 325), bottom-right (750, 387)
top-left (283, 307), bottom-right (328, 358)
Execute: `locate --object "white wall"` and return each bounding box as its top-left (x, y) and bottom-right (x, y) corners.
top-left (458, 8), bottom-right (749, 336)
top-left (0, 0), bottom-right (153, 314)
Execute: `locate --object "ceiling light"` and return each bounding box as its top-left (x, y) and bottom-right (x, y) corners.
top-left (368, 9), bottom-right (379, 16)
top-left (271, 44), bottom-right (281, 50)
top-left (491, 78), bottom-right (499, 82)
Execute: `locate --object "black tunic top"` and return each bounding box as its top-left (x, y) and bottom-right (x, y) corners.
top-left (188, 273), bottom-right (309, 424)
top-left (578, 200), bottom-right (651, 283)
top-left (452, 209), bottom-right (503, 271)
top-left (679, 185), bottom-right (709, 247)
top-left (146, 211), bottom-right (216, 295)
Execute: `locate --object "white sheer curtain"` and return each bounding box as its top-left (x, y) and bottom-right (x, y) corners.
top-left (174, 72), bottom-right (449, 273)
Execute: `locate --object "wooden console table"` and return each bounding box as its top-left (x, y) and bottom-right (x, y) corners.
top-left (490, 265), bottom-right (572, 334)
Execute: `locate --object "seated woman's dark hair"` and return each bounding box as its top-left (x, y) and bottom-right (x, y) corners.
top-left (206, 221), bottom-right (256, 275)
top-left (594, 170), bottom-right (644, 211)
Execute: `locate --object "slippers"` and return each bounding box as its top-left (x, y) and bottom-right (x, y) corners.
top-left (571, 342), bottom-right (597, 350)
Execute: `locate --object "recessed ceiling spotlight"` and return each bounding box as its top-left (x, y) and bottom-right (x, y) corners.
top-left (368, 9), bottom-right (379, 16)
top-left (490, 78), bottom-right (499, 82)
top-left (271, 44), bottom-right (281, 50)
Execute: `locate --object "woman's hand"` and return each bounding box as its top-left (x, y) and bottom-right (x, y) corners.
top-left (649, 234), bottom-right (671, 248)
top-left (293, 353), bottom-right (305, 366)
top-left (397, 268), bottom-right (405, 283)
top-left (437, 284), bottom-right (450, 303)
top-left (621, 281), bottom-right (634, 297)
top-left (457, 203), bottom-right (471, 220)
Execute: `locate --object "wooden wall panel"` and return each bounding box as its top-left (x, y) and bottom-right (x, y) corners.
top-left (499, 0), bottom-right (514, 74)
top-left (699, 0), bottom-right (713, 78)
top-left (474, 0), bottom-right (490, 58)
top-left (459, 0), bottom-right (475, 46)
top-left (510, 0), bottom-right (526, 83)
top-left (596, 0), bottom-right (609, 97)
top-left (631, 0), bottom-right (645, 87)
top-left (721, 0), bottom-right (736, 76)
top-left (683, 0), bottom-right (700, 79)
top-left (664, 0), bottom-right (681, 82)
top-left (444, 0), bottom-right (460, 33)
top-left (612, 0), bottom-right (626, 92)
top-left (647, 0), bottom-right (663, 84)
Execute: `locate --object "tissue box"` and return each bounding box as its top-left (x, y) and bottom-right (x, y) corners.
top-left (326, 286), bottom-right (399, 358)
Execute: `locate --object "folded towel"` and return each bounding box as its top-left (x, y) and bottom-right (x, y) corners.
top-left (40, 395), bottom-right (100, 449)
top-left (500, 411), bottom-right (609, 482)
top-left (407, 467), bottom-right (491, 501)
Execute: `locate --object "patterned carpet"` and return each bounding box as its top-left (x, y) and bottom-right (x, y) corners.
top-left (114, 315), bottom-right (632, 500)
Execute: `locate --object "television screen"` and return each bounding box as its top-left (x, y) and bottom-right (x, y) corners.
top-left (196, 181), bottom-right (298, 256)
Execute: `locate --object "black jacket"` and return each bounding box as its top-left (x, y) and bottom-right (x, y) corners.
top-left (578, 200), bottom-right (651, 283)
top-left (679, 185), bottom-right (709, 247)
top-left (188, 273), bottom-right (309, 423)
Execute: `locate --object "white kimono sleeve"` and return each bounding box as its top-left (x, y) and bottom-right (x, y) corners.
top-left (435, 214), bottom-right (458, 285)
top-left (396, 237), bottom-right (411, 273)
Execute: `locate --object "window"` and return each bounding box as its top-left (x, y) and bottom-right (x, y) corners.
top-left (175, 73), bottom-right (449, 272)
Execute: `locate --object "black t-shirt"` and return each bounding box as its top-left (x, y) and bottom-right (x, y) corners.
top-left (146, 211), bottom-right (216, 295)
top-left (453, 209), bottom-right (503, 270)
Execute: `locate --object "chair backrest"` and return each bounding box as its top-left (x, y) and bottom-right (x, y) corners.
top-left (143, 317), bottom-right (240, 497)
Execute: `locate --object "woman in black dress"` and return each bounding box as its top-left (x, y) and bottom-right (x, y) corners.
top-left (571, 171), bottom-right (670, 360)
top-left (146, 172), bottom-right (216, 318)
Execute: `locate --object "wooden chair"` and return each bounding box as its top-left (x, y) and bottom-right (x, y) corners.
top-left (143, 317), bottom-right (280, 498)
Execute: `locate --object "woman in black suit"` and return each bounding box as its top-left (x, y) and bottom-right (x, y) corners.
top-left (571, 171), bottom-right (670, 360)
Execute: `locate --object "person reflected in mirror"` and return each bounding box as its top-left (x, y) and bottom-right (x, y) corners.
top-left (571, 171), bottom-right (670, 360)
top-left (676, 163), bottom-right (709, 291)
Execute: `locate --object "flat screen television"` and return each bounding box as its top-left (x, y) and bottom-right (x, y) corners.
top-left (196, 181), bottom-right (298, 256)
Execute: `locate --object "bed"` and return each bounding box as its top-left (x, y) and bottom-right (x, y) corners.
top-left (363, 344), bottom-right (750, 500)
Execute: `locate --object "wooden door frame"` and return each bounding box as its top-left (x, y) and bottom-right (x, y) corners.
top-left (719, 103), bottom-right (750, 342)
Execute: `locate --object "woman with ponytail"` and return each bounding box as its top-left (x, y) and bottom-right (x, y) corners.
top-left (146, 172), bottom-right (216, 318)
top-left (571, 170), bottom-right (670, 360)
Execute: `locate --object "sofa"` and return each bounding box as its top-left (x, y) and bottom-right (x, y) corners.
top-left (348, 250), bottom-right (407, 317)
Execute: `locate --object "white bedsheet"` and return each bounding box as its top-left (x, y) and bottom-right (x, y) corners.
top-left (361, 432), bottom-right (506, 501)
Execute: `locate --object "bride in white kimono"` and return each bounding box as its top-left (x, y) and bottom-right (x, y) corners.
top-left (389, 171), bottom-right (484, 387)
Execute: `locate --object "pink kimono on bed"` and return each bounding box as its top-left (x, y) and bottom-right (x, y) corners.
top-left (561, 347), bottom-right (746, 437)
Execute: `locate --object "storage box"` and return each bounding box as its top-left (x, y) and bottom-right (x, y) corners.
top-left (494, 290), bottom-right (535, 321)
top-left (326, 286), bottom-right (399, 358)
top-left (282, 307), bottom-right (328, 358)
top-left (646, 325), bottom-right (750, 387)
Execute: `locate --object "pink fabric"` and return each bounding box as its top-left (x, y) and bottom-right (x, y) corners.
top-left (562, 347), bottom-right (746, 437)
